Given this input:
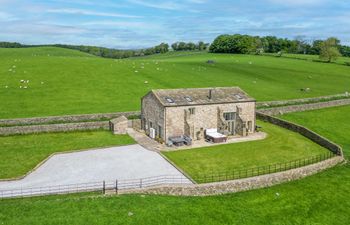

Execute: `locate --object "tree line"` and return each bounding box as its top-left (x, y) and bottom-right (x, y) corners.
top-left (171, 41), bottom-right (209, 51)
top-left (0, 42), bottom-right (171, 59)
top-left (209, 34), bottom-right (350, 61)
top-left (0, 41), bottom-right (209, 59)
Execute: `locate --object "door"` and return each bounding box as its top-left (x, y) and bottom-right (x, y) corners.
top-left (227, 121), bottom-right (235, 135)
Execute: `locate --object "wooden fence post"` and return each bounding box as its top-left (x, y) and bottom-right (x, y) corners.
top-left (102, 181), bottom-right (105, 194)
top-left (115, 180), bottom-right (118, 194)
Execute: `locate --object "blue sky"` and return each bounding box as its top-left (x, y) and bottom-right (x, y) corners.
top-left (0, 0), bottom-right (349, 49)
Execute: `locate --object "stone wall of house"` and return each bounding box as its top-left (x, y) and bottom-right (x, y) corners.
top-left (256, 112), bottom-right (343, 156)
top-left (119, 156), bottom-right (343, 196)
top-left (165, 102), bottom-right (256, 141)
top-left (129, 119), bottom-right (142, 131)
top-left (256, 93), bottom-right (350, 108)
top-left (0, 121), bottom-right (109, 136)
top-left (0, 111), bottom-right (140, 127)
top-left (141, 92), bottom-right (165, 138)
top-left (257, 99), bottom-right (350, 116)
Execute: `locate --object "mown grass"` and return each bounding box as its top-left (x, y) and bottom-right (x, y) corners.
top-left (0, 130), bottom-right (135, 179)
top-left (162, 121), bottom-right (328, 181)
top-left (0, 164), bottom-right (349, 225)
top-left (280, 104), bottom-right (350, 158)
top-left (1, 47), bottom-right (350, 119)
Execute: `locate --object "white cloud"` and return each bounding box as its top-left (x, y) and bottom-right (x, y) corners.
top-left (268, 0), bottom-right (327, 6)
top-left (1, 21), bottom-right (86, 35)
top-left (0, 11), bottom-right (17, 21)
top-left (47, 8), bottom-right (141, 18)
top-left (81, 20), bottom-right (161, 29)
top-left (128, 0), bottom-right (184, 10)
top-left (187, 0), bottom-right (207, 3)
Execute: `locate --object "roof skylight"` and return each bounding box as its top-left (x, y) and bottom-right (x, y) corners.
top-left (184, 96), bottom-right (193, 102)
top-left (165, 97), bottom-right (175, 103)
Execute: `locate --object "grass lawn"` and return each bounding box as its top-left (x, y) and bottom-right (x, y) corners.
top-left (1, 47), bottom-right (350, 119)
top-left (280, 104), bottom-right (350, 158)
top-left (163, 121), bottom-right (328, 180)
top-left (0, 164), bottom-right (349, 225)
top-left (0, 104), bottom-right (350, 224)
top-left (0, 130), bottom-right (135, 179)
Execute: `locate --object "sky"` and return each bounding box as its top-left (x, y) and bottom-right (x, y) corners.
top-left (0, 0), bottom-right (349, 49)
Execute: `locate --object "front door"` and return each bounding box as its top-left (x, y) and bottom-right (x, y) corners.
top-left (227, 121), bottom-right (235, 135)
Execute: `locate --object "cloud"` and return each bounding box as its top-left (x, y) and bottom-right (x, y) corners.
top-left (47, 8), bottom-right (141, 18)
top-left (128, 0), bottom-right (184, 10)
top-left (1, 21), bottom-right (87, 35)
top-left (81, 20), bottom-right (161, 29)
top-left (0, 11), bottom-right (17, 21)
top-left (186, 0), bottom-right (207, 3)
top-left (267, 0), bottom-right (327, 6)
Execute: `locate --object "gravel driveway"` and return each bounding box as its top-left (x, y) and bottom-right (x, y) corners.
top-left (0, 144), bottom-right (191, 192)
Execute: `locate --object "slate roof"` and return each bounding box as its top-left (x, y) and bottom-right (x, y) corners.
top-left (149, 87), bottom-right (255, 107)
top-left (110, 115), bottom-right (128, 124)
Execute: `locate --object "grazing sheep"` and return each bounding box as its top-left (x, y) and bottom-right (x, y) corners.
top-left (300, 88), bottom-right (311, 92)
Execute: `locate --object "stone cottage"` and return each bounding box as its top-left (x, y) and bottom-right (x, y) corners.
top-left (141, 87), bottom-right (256, 142)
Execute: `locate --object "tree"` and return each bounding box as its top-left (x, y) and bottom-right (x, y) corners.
top-left (171, 42), bottom-right (178, 51)
top-left (319, 37), bottom-right (341, 62)
top-left (294, 36), bottom-right (308, 54)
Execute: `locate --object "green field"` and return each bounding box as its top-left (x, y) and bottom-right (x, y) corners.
top-left (163, 121), bottom-right (328, 181)
top-left (1, 48), bottom-right (350, 224)
top-left (280, 105), bottom-right (350, 158)
top-left (2, 105), bottom-right (350, 225)
top-left (1, 166), bottom-right (349, 224)
top-left (284, 53), bottom-right (350, 65)
top-left (1, 47), bottom-right (350, 119)
top-left (0, 130), bottom-right (135, 179)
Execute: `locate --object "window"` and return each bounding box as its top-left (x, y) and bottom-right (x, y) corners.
top-left (234, 94), bottom-right (243, 100)
top-left (223, 112), bottom-right (235, 121)
top-left (165, 97), bottom-right (174, 103)
top-left (149, 121), bottom-right (153, 128)
top-left (158, 125), bottom-right (162, 138)
top-left (189, 108), bottom-right (195, 115)
top-left (184, 96), bottom-right (192, 102)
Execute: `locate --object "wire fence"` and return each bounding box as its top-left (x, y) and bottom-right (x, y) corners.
top-left (192, 152), bottom-right (336, 183)
top-left (0, 152), bottom-right (337, 199)
top-left (0, 175), bottom-right (191, 199)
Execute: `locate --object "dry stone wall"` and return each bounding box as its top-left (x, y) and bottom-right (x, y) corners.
top-left (0, 111), bottom-right (140, 127)
top-left (0, 121), bottom-right (109, 136)
top-left (257, 93), bottom-right (350, 108)
top-left (119, 156), bottom-right (343, 196)
top-left (256, 112), bottom-right (343, 156)
top-left (257, 99), bottom-right (350, 116)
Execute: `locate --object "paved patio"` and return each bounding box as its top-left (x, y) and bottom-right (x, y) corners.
top-left (127, 128), bottom-right (267, 152)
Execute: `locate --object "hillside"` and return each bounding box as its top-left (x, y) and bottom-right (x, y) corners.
top-left (1, 47), bottom-right (350, 119)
